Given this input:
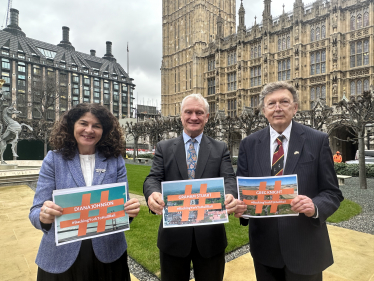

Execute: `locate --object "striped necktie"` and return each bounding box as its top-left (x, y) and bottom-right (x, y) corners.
top-left (271, 135), bottom-right (285, 176)
top-left (187, 139), bottom-right (197, 179)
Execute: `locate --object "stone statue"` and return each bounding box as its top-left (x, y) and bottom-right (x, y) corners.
top-left (0, 102), bottom-right (33, 164)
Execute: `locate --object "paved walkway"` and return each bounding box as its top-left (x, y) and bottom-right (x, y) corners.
top-left (1, 184), bottom-right (374, 281)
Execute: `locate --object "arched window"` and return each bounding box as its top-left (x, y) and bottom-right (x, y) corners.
top-left (258, 45), bottom-right (261, 57)
top-left (251, 48), bottom-right (254, 59)
top-left (254, 47), bottom-right (257, 58)
top-left (357, 14), bottom-right (362, 29)
top-left (278, 39), bottom-right (281, 51)
top-left (321, 25), bottom-right (326, 39)
top-left (311, 88), bottom-right (315, 109)
top-left (357, 80), bottom-right (363, 94)
top-left (287, 37), bottom-right (290, 49)
top-left (351, 15), bottom-right (355, 30)
top-left (351, 81), bottom-right (356, 96)
top-left (364, 79), bottom-right (369, 91)
top-left (282, 38), bottom-right (286, 50)
top-left (321, 86), bottom-right (326, 99)
top-left (364, 12), bottom-right (369, 27)
top-left (316, 27), bottom-right (320, 41)
top-left (311, 28), bottom-right (314, 42)
top-left (364, 39), bottom-right (369, 65)
top-left (316, 87), bottom-right (321, 99)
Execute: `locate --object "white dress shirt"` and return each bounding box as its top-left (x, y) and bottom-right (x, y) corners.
top-left (79, 154), bottom-right (95, 186)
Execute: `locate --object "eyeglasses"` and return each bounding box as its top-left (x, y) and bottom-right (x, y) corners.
top-left (264, 100), bottom-right (294, 110)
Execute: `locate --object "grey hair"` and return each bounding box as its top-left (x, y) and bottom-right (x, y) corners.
top-left (181, 93), bottom-right (209, 113)
top-left (259, 82), bottom-right (299, 108)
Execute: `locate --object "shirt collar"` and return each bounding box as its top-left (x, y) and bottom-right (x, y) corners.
top-left (183, 131), bottom-right (203, 144)
top-left (269, 121), bottom-right (292, 144)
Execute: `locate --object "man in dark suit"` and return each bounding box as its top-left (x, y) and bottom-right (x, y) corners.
top-left (143, 93), bottom-right (241, 281)
top-left (235, 82), bottom-right (343, 281)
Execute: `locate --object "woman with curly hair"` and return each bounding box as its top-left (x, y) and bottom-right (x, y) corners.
top-left (29, 103), bottom-right (140, 281)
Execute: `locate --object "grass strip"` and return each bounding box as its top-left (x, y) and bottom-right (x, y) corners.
top-left (126, 164), bottom-right (151, 196)
top-left (327, 199), bottom-right (362, 223)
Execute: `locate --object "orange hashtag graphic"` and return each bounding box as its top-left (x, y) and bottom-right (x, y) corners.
top-left (242, 181), bottom-right (294, 214)
top-left (167, 184), bottom-right (222, 221)
top-left (60, 190), bottom-right (125, 236)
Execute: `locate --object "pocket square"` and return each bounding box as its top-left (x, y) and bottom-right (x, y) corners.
top-left (294, 151), bottom-right (299, 155)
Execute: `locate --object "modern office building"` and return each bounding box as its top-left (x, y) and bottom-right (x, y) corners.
top-left (0, 8), bottom-right (135, 121)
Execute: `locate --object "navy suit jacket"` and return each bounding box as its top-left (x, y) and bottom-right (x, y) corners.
top-left (29, 150), bottom-right (129, 274)
top-left (143, 134), bottom-right (237, 258)
top-left (236, 121), bottom-right (343, 275)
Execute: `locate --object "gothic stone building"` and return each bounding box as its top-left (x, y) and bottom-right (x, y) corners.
top-left (161, 0), bottom-right (374, 160)
top-left (0, 8), bottom-right (135, 122)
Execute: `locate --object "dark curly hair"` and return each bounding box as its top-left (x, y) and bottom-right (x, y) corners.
top-left (49, 103), bottom-right (125, 160)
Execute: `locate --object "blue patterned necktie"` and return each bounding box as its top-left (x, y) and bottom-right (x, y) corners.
top-left (187, 139), bottom-right (198, 179)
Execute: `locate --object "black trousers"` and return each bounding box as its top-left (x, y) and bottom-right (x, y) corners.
top-left (37, 239), bottom-right (131, 281)
top-left (253, 259), bottom-right (322, 281)
top-left (159, 235), bottom-right (225, 281)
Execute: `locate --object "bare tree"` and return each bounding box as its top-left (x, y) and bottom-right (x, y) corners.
top-left (29, 71), bottom-right (59, 156)
top-left (237, 107), bottom-right (268, 136)
top-left (333, 91), bottom-right (374, 189)
top-left (125, 121), bottom-right (147, 161)
top-left (295, 100), bottom-right (333, 131)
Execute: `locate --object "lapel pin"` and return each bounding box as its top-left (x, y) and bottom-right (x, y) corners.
top-left (294, 151), bottom-right (299, 155)
top-left (95, 169), bottom-right (106, 174)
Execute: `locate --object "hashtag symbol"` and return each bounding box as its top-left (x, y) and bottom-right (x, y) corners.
top-left (167, 184), bottom-right (222, 221)
top-left (242, 181), bottom-right (295, 214)
top-left (60, 190), bottom-right (125, 236)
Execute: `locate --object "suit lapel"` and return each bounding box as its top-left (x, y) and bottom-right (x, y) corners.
top-left (67, 152), bottom-right (86, 187)
top-left (92, 152), bottom-right (108, 186)
top-left (257, 127), bottom-right (272, 176)
top-left (173, 135), bottom-right (189, 180)
top-left (195, 135), bottom-right (211, 179)
top-left (284, 121), bottom-right (305, 175)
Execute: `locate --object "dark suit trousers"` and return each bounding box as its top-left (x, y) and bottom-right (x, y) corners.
top-left (159, 232), bottom-right (225, 281)
top-left (254, 260), bottom-right (322, 281)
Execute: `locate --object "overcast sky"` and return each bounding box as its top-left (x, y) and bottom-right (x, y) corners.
top-left (1, 0), bottom-right (296, 109)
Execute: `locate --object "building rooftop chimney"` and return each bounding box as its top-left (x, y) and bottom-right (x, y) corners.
top-left (103, 41), bottom-right (116, 62)
top-left (57, 26), bottom-right (75, 50)
top-left (3, 8), bottom-right (25, 36)
top-left (90, 50), bottom-right (96, 56)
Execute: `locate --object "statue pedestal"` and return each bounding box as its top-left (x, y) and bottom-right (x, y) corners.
top-left (0, 164), bottom-right (18, 170)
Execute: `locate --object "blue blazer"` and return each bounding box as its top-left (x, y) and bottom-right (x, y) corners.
top-left (29, 150), bottom-right (129, 274)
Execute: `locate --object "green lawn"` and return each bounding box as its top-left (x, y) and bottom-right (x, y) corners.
top-left (326, 199), bottom-right (362, 223)
top-left (124, 164), bottom-right (362, 277)
top-left (126, 164), bottom-right (151, 195)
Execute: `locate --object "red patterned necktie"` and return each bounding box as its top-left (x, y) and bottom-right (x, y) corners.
top-left (272, 135), bottom-right (285, 176)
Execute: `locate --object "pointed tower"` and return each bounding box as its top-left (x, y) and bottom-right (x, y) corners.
top-left (161, 0), bottom-right (236, 116)
top-left (217, 11), bottom-right (224, 39)
top-left (293, 0), bottom-right (305, 22)
top-left (237, 0), bottom-right (246, 34)
top-left (262, 0), bottom-right (272, 30)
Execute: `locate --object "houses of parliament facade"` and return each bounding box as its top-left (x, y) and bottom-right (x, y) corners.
top-left (161, 0), bottom-right (373, 120)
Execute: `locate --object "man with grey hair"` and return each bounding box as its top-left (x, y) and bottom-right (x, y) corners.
top-left (144, 93), bottom-right (242, 281)
top-left (235, 81), bottom-right (343, 280)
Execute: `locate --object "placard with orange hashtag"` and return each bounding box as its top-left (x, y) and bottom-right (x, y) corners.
top-left (237, 175), bottom-right (299, 218)
top-left (162, 178), bottom-right (228, 228)
top-left (53, 182), bottom-right (129, 246)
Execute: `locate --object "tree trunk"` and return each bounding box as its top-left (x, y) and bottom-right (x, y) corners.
top-left (44, 134), bottom-right (48, 157)
top-left (358, 130), bottom-right (367, 189)
top-left (133, 139), bottom-right (137, 162)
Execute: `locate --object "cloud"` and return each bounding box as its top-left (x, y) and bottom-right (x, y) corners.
top-left (8, 0), bottom-right (291, 111)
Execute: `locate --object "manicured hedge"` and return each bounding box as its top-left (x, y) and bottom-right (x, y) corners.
top-left (334, 162), bottom-right (374, 177)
